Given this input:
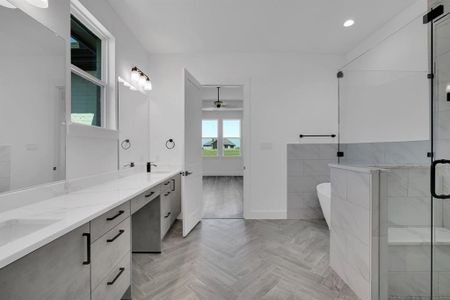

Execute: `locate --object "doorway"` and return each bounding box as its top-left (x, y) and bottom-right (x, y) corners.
top-left (201, 85), bottom-right (244, 219)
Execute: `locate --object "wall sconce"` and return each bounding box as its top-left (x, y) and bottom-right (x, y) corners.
top-left (131, 66), bottom-right (152, 91)
top-left (26, 0), bottom-right (49, 8)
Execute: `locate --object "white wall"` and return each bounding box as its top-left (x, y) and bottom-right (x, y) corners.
top-left (66, 0), bottom-right (151, 179)
top-left (340, 0), bottom-right (429, 144)
top-left (149, 53), bottom-right (342, 219)
top-left (5, 0), bottom-right (151, 182)
top-left (202, 110), bottom-right (244, 176)
top-left (118, 84), bottom-right (149, 168)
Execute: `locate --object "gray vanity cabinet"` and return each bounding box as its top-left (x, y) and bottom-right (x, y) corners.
top-left (161, 174), bottom-right (181, 238)
top-left (172, 175), bottom-right (182, 221)
top-left (0, 223), bottom-right (91, 300)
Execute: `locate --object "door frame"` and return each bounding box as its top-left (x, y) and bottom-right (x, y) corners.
top-left (201, 79), bottom-right (252, 219)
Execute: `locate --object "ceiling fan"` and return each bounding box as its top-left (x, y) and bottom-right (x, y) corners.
top-left (214, 87), bottom-right (226, 108)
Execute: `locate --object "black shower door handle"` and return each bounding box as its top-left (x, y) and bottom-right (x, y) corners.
top-left (431, 159), bottom-right (450, 199)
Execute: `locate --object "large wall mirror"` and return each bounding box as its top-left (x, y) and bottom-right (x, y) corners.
top-left (0, 6), bottom-right (66, 193)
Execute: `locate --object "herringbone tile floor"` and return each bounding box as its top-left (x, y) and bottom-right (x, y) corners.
top-left (132, 219), bottom-right (359, 300)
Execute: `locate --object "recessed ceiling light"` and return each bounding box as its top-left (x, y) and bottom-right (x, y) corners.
top-left (344, 19), bottom-right (355, 27)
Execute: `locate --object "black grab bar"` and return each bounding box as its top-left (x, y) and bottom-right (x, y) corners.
top-left (299, 134), bottom-right (336, 138)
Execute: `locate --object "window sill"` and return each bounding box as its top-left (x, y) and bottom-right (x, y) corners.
top-left (68, 123), bottom-right (119, 140)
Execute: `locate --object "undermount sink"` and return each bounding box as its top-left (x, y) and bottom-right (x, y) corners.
top-left (0, 219), bottom-right (59, 247)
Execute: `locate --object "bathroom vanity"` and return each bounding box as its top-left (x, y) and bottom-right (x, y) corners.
top-left (0, 171), bottom-right (181, 300)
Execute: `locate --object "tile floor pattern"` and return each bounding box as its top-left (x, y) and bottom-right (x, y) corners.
top-left (202, 176), bottom-right (243, 219)
top-left (132, 219), bottom-right (359, 300)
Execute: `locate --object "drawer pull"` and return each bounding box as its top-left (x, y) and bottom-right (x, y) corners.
top-left (106, 210), bottom-right (125, 221)
top-left (145, 191), bottom-right (155, 198)
top-left (107, 229), bottom-right (125, 243)
top-left (107, 267), bottom-right (125, 286)
top-left (164, 212), bottom-right (171, 219)
top-left (172, 179), bottom-right (175, 191)
top-left (82, 233), bottom-right (91, 265)
top-left (164, 181), bottom-right (171, 186)
top-left (164, 192), bottom-right (171, 197)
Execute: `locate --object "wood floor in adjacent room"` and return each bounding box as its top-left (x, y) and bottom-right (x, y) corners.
top-left (202, 176), bottom-right (243, 219)
top-left (132, 219), bottom-right (358, 300)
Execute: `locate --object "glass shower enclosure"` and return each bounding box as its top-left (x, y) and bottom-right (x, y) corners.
top-left (334, 2), bottom-right (450, 297)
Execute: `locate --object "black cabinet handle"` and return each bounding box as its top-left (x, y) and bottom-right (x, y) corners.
top-left (107, 267), bottom-right (125, 285)
top-left (164, 212), bottom-right (171, 219)
top-left (82, 233), bottom-right (91, 265)
top-left (145, 191), bottom-right (155, 198)
top-left (171, 179), bottom-right (175, 192)
top-left (107, 229), bottom-right (125, 243)
top-left (164, 192), bottom-right (171, 197)
top-left (431, 160), bottom-right (450, 199)
top-left (164, 181), bottom-right (171, 186)
top-left (106, 210), bottom-right (125, 221)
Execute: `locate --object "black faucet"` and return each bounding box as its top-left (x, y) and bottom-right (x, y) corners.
top-left (147, 162), bottom-right (157, 173)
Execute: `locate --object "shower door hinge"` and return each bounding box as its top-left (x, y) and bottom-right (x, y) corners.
top-left (337, 152), bottom-right (344, 158)
top-left (423, 5), bottom-right (444, 24)
top-left (427, 73), bottom-right (434, 79)
top-left (337, 71), bottom-right (344, 78)
top-left (427, 152), bottom-right (434, 158)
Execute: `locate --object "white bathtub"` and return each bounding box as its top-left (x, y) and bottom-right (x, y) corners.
top-left (316, 182), bottom-right (330, 227)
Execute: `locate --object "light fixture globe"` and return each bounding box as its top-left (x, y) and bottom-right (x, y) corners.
top-left (26, 0), bottom-right (49, 8)
top-left (138, 74), bottom-right (147, 86)
top-left (144, 79), bottom-right (152, 91)
top-left (131, 67), bottom-right (140, 82)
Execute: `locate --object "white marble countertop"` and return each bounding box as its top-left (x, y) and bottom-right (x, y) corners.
top-left (0, 169), bottom-right (181, 269)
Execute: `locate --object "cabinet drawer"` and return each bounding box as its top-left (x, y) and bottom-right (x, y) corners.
top-left (131, 186), bottom-right (160, 214)
top-left (91, 218), bottom-right (131, 290)
top-left (91, 202), bottom-right (130, 241)
top-left (92, 254), bottom-right (130, 300)
top-left (161, 190), bottom-right (172, 219)
top-left (161, 179), bottom-right (173, 192)
top-left (160, 190), bottom-right (173, 237)
top-left (0, 224), bottom-right (90, 300)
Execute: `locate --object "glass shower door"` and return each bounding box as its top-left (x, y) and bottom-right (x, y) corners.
top-left (431, 6), bottom-right (450, 299)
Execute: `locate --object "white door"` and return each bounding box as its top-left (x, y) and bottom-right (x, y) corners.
top-left (182, 70), bottom-right (203, 237)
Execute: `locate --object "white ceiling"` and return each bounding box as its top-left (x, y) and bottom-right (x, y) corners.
top-left (107, 0), bottom-right (420, 55)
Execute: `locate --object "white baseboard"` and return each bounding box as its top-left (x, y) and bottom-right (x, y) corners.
top-left (244, 210), bottom-right (286, 219)
top-left (203, 171), bottom-right (244, 177)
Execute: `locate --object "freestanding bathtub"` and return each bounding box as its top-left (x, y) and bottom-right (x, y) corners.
top-left (316, 182), bottom-right (331, 227)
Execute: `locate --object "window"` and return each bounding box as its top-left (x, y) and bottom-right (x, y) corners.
top-left (223, 120), bottom-right (241, 156)
top-left (202, 120), bottom-right (218, 157)
top-left (70, 9), bottom-right (112, 128)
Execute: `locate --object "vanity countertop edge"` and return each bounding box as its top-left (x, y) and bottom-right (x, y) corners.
top-left (0, 169), bottom-right (181, 269)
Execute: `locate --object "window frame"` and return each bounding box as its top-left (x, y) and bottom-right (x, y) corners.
top-left (202, 119), bottom-right (219, 157)
top-left (70, 1), bottom-right (115, 130)
top-left (222, 119), bottom-right (242, 157)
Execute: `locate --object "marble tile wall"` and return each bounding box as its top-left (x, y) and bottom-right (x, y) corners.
top-left (340, 140), bottom-right (430, 166)
top-left (0, 146), bottom-right (11, 193)
top-left (329, 165), bottom-right (379, 300)
top-left (287, 144), bottom-right (338, 219)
